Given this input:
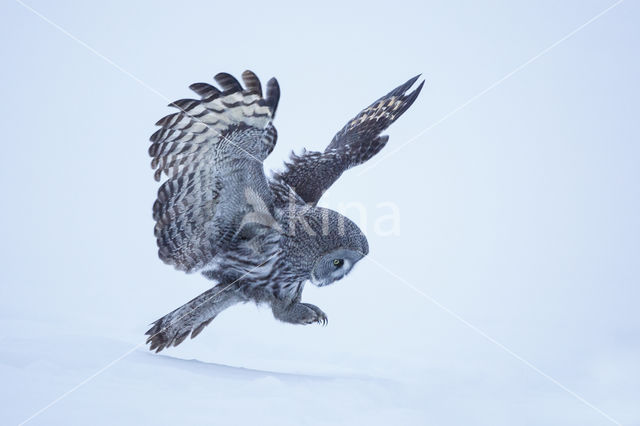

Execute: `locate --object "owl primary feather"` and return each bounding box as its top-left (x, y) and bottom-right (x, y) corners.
top-left (146, 70), bottom-right (423, 352)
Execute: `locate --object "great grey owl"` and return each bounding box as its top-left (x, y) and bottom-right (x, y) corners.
top-left (146, 70), bottom-right (423, 352)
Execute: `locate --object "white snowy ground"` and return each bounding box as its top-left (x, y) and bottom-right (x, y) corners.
top-left (2, 261), bottom-right (639, 426)
top-left (2, 316), bottom-right (636, 426)
top-left (2, 0), bottom-right (640, 425)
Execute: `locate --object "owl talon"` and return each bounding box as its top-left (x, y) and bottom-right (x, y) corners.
top-left (316, 314), bottom-right (328, 326)
top-left (301, 303), bottom-right (327, 326)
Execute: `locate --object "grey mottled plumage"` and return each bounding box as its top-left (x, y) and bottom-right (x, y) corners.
top-left (146, 71), bottom-right (423, 352)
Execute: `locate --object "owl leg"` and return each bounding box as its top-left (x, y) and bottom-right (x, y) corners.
top-left (271, 301), bottom-right (328, 326)
top-left (146, 285), bottom-right (244, 352)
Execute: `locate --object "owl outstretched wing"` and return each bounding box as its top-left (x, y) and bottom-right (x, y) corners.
top-left (274, 75), bottom-right (424, 204)
top-left (150, 71), bottom-right (280, 272)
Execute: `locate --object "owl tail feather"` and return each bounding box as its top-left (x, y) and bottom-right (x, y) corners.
top-left (145, 285), bottom-right (242, 353)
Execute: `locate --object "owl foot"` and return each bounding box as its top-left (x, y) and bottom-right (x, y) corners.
top-left (272, 301), bottom-right (328, 326)
top-left (301, 303), bottom-right (328, 326)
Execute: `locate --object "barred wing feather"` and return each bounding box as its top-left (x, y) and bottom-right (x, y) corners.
top-left (149, 71), bottom-right (280, 272)
top-left (276, 75), bottom-right (423, 204)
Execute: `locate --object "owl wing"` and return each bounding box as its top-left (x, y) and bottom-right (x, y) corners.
top-left (274, 75), bottom-right (424, 204)
top-left (150, 71), bottom-right (280, 272)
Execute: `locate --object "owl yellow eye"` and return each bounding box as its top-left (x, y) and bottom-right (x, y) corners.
top-left (333, 259), bottom-right (344, 268)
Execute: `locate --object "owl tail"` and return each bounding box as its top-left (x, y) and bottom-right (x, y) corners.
top-left (145, 285), bottom-right (242, 353)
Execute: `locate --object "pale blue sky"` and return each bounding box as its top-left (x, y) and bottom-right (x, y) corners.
top-left (1, 1), bottom-right (638, 425)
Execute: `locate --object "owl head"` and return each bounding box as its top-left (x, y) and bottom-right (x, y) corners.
top-left (284, 206), bottom-right (368, 287)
